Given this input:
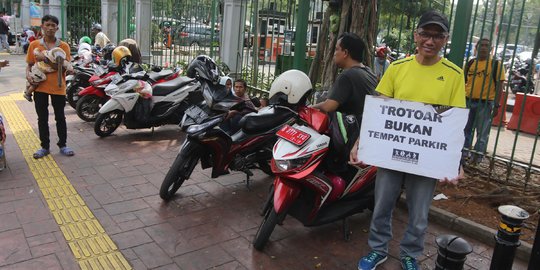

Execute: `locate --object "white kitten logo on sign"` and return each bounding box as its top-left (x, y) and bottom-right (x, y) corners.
top-left (358, 96), bottom-right (469, 180)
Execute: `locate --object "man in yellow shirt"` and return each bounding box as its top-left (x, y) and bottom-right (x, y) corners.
top-left (26, 15), bottom-right (74, 158)
top-left (463, 38), bottom-right (506, 164)
top-left (351, 10), bottom-right (465, 270)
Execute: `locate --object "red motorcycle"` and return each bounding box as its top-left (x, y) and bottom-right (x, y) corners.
top-left (252, 76), bottom-right (376, 251)
top-left (159, 60), bottom-right (307, 201)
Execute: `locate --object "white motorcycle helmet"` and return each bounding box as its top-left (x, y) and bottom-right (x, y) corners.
top-left (268, 69), bottom-right (312, 105)
top-left (78, 43), bottom-right (92, 55)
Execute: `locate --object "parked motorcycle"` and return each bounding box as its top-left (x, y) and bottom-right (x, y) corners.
top-left (252, 71), bottom-right (377, 251)
top-left (510, 66), bottom-right (535, 94)
top-left (94, 69), bottom-right (201, 137)
top-left (158, 58), bottom-right (300, 201)
top-left (66, 63), bottom-right (98, 108)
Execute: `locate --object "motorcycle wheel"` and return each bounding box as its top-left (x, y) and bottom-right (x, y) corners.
top-left (94, 110), bottom-right (123, 137)
top-left (253, 207), bottom-right (282, 251)
top-left (67, 85), bottom-right (84, 109)
top-left (160, 152), bottom-right (199, 201)
top-left (76, 95), bottom-right (104, 122)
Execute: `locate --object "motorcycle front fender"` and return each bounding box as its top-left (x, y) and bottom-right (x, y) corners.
top-left (273, 177), bottom-right (300, 214)
top-left (99, 99), bottom-right (124, 114)
top-left (78, 86), bottom-right (105, 97)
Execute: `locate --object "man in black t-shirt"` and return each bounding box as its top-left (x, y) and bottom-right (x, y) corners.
top-left (312, 32), bottom-right (377, 118)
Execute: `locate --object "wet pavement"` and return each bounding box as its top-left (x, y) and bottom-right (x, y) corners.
top-left (0, 53), bottom-right (531, 269)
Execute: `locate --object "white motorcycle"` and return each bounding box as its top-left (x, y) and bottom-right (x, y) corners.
top-left (94, 71), bottom-right (202, 137)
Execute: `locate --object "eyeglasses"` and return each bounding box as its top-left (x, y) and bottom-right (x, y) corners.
top-left (416, 31), bottom-right (448, 42)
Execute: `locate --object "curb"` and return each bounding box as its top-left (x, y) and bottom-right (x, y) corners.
top-left (428, 205), bottom-right (532, 262)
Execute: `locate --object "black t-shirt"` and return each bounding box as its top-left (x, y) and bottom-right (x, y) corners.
top-left (327, 66), bottom-right (377, 118)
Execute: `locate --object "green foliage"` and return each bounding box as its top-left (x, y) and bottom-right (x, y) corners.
top-left (239, 66), bottom-right (274, 94)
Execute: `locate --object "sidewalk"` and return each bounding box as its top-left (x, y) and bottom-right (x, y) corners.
top-left (0, 54), bottom-right (531, 269)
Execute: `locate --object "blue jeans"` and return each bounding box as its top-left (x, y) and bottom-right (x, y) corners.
top-left (464, 99), bottom-right (494, 155)
top-left (368, 168), bottom-right (437, 258)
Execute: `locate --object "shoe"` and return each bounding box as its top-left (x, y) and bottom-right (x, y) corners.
top-left (33, 148), bottom-right (50, 159)
top-left (23, 92), bottom-right (33, 102)
top-left (59, 146), bottom-right (74, 156)
top-left (358, 251), bottom-right (387, 270)
top-left (401, 256), bottom-right (419, 270)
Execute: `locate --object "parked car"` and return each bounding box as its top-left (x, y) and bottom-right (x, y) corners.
top-left (176, 24), bottom-right (219, 47)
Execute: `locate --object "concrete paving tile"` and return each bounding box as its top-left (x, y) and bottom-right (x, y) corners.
top-left (29, 241), bottom-right (63, 258)
top-left (80, 194), bottom-right (102, 211)
top-left (102, 198), bottom-right (150, 216)
top-left (0, 254), bottom-right (62, 270)
top-left (111, 228), bottom-right (153, 249)
top-left (110, 175), bottom-right (149, 189)
top-left (130, 258), bottom-right (149, 270)
top-left (167, 207), bottom-right (223, 231)
top-left (0, 202), bottom-right (14, 215)
top-left (207, 261), bottom-right (247, 270)
top-left (144, 222), bottom-right (185, 257)
top-left (26, 232), bottom-right (56, 248)
top-left (132, 242), bottom-right (174, 269)
top-left (81, 173), bottom-right (108, 186)
top-left (87, 208), bottom-right (122, 235)
top-left (95, 164), bottom-right (126, 181)
top-left (21, 219), bottom-right (59, 238)
top-left (0, 213), bottom-right (20, 233)
top-left (13, 198), bottom-right (51, 225)
top-left (88, 183), bottom-right (125, 205)
top-left (172, 245), bottom-right (234, 270)
top-left (0, 229), bottom-right (31, 267)
top-left (173, 223), bottom-right (239, 256)
top-left (54, 250), bottom-right (79, 270)
top-left (133, 208), bottom-right (167, 226)
top-left (153, 263), bottom-right (182, 270)
top-left (118, 219), bottom-right (146, 231)
top-left (121, 248), bottom-right (139, 260)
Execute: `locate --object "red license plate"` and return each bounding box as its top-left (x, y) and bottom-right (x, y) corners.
top-left (276, 125), bottom-right (311, 146)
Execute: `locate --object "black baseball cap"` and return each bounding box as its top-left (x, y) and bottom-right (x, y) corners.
top-left (417, 10), bottom-right (449, 32)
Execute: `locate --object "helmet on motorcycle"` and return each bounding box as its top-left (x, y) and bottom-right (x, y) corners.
top-left (79, 36), bottom-right (92, 45)
top-left (111, 46), bottom-right (131, 66)
top-left (186, 55), bottom-right (220, 83)
top-left (78, 43), bottom-right (92, 54)
top-left (269, 69), bottom-right (312, 105)
top-left (102, 43), bottom-right (116, 61)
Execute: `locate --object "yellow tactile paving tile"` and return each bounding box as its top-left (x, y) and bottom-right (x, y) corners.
top-left (0, 94), bottom-right (132, 270)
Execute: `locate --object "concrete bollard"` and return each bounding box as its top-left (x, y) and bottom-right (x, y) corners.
top-left (435, 235), bottom-right (473, 270)
top-left (490, 205), bottom-right (530, 270)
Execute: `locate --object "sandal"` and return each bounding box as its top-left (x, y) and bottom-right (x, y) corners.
top-left (59, 146), bottom-right (74, 156)
top-left (33, 148), bottom-right (50, 159)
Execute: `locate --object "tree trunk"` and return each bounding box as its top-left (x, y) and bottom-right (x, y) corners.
top-left (308, 3), bottom-right (332, 86)
top-left (317, 0), bottom-right (378, 93)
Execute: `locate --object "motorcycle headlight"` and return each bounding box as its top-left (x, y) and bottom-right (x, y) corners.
top-left (274, 156), bottom-right (311, 172)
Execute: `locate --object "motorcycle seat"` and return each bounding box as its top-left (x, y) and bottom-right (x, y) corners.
top-left (152, 76), bottom-right (195, 96)
top-left (240, 106), bottom-right (295, 135)
top-left (148, 69), bottom-right (174, 82)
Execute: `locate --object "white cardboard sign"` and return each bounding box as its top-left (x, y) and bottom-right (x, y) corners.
top-left (358, 96), bottom-right (469, 180)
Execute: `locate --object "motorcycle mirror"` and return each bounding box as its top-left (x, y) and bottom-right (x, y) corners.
top-left (250, 97), bottom-right (261, 108)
